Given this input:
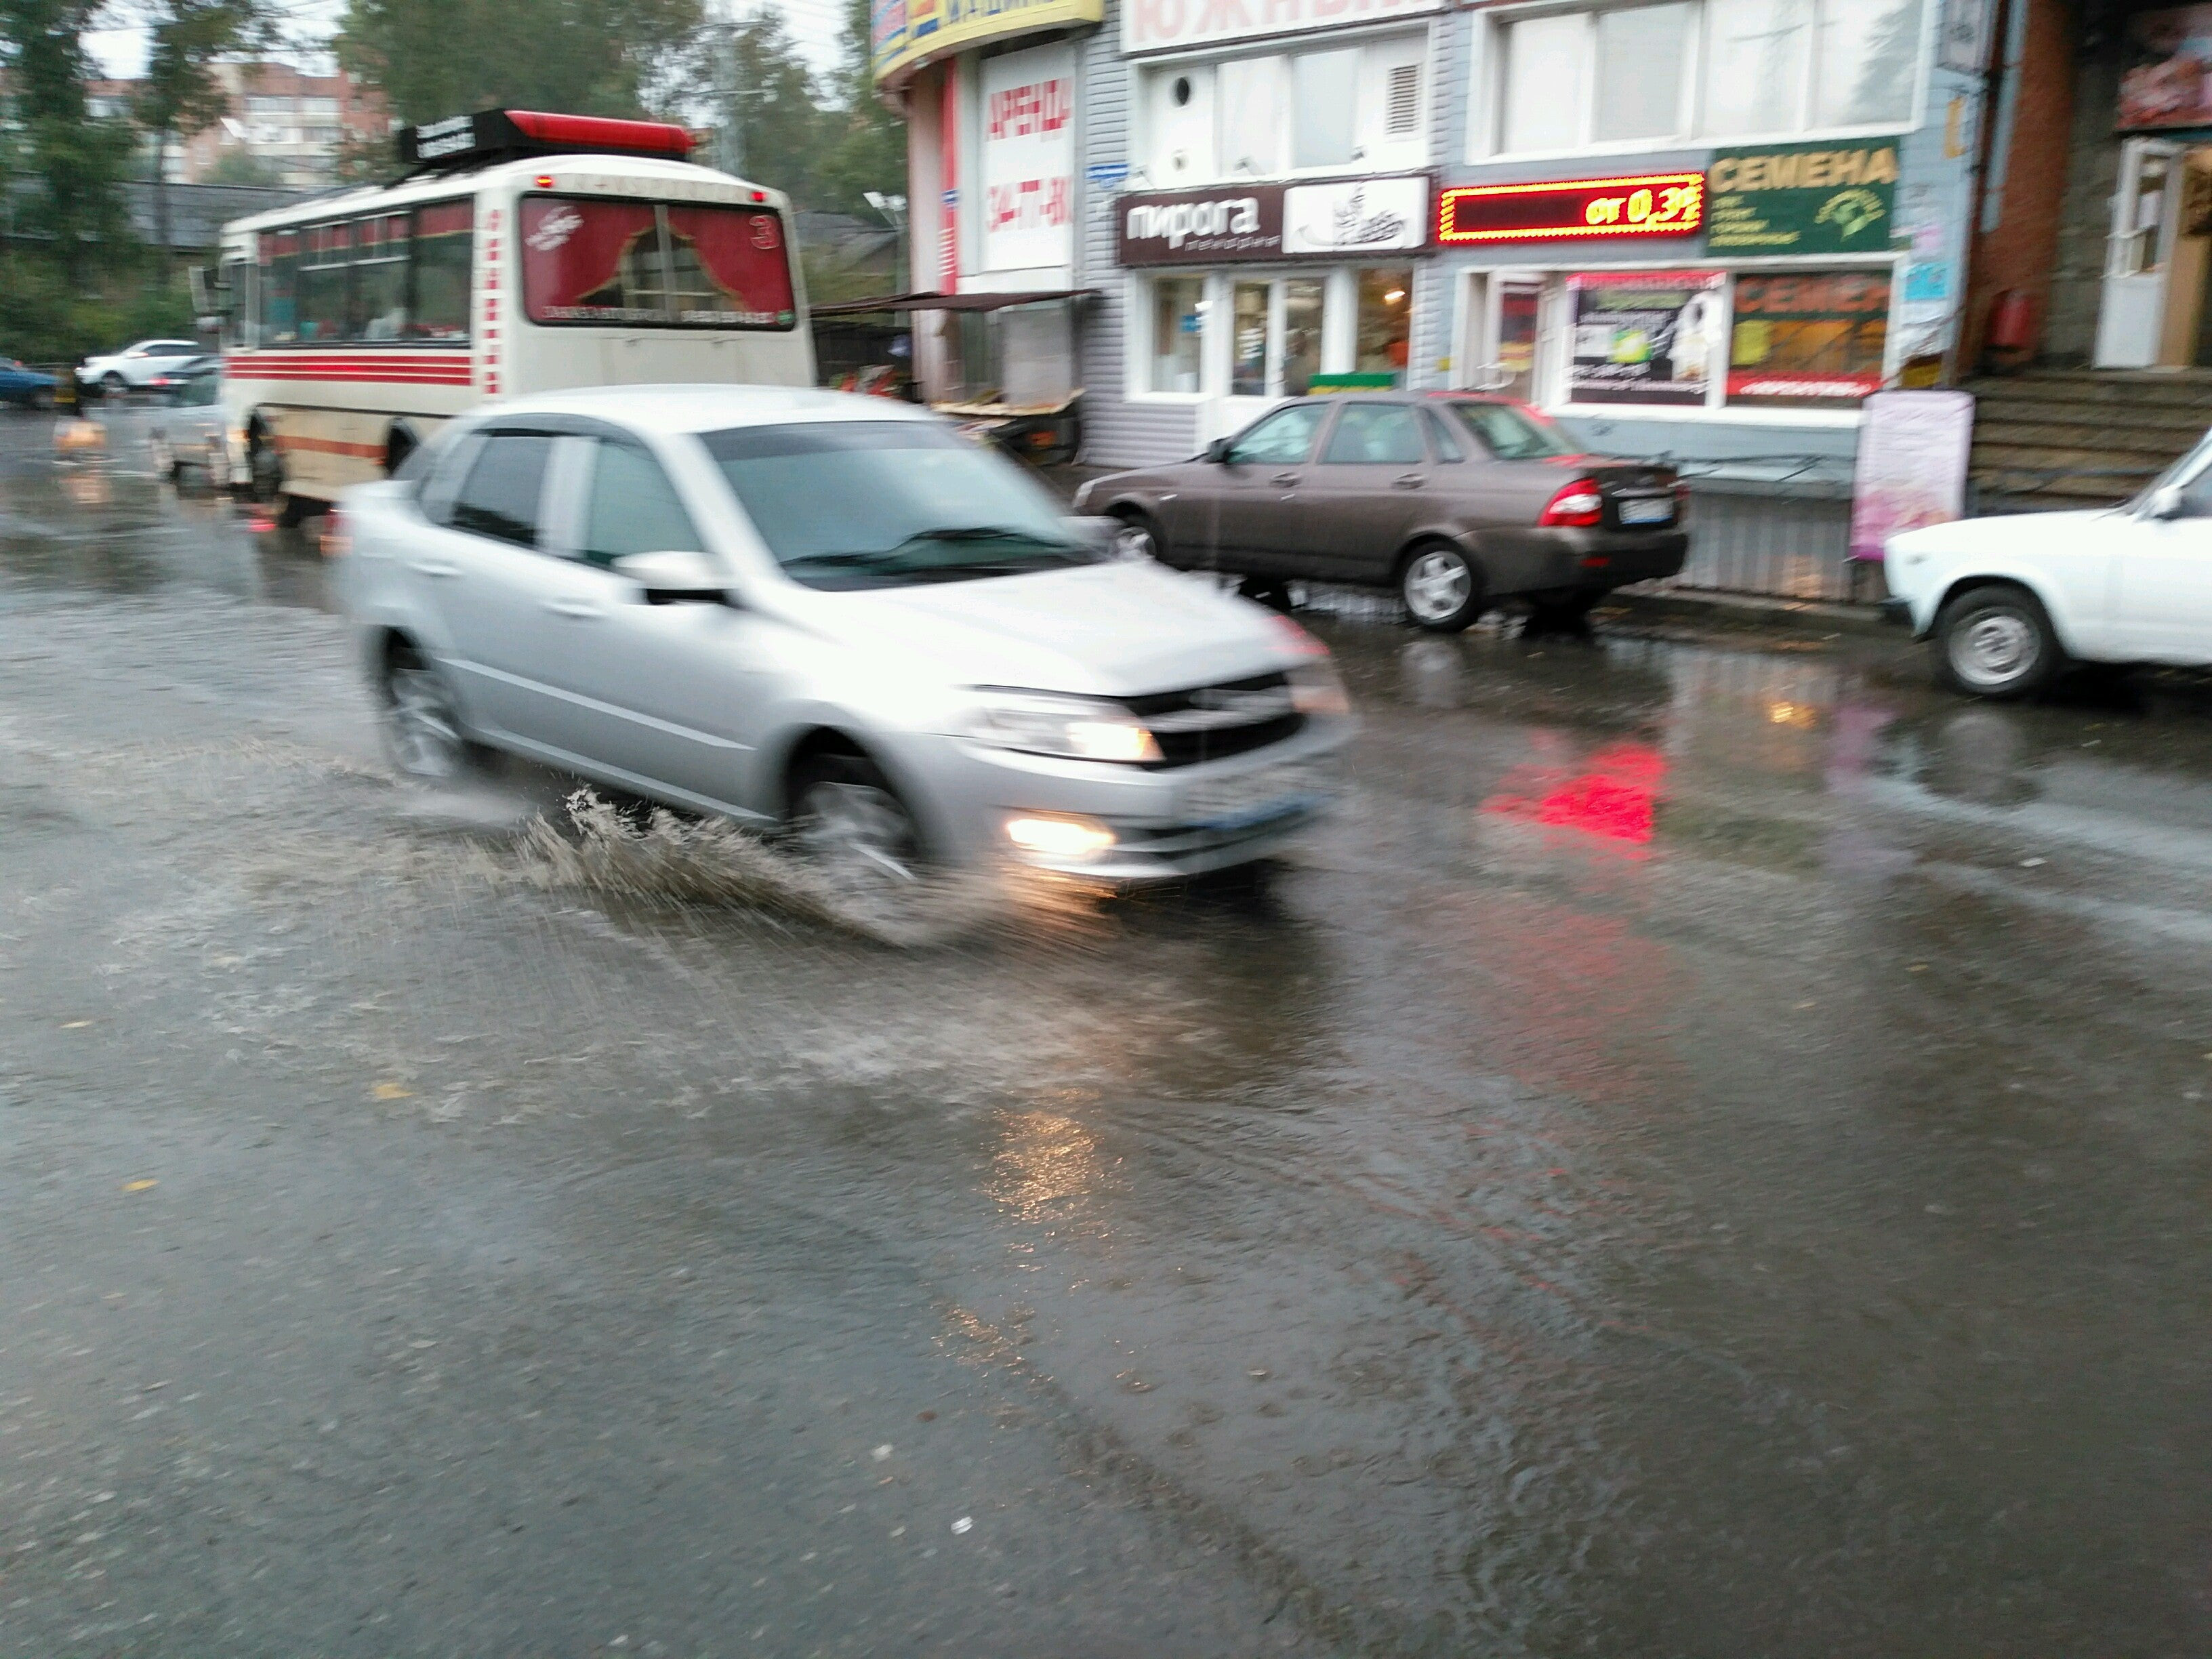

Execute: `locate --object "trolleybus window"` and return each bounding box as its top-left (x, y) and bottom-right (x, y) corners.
top-left (409, 201), bottom-right (472, 341)
top-left (259, 229), bottom-right (301, 346)
top-left (353, 213), bottom-right (409, 340)
top-left (298, 221), bottom-right (351, 342)
top-left (520, 196), bottom-right (795, 329)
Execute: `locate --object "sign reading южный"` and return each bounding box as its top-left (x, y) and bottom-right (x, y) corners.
top-left (1704, 142), bottom-right (1899, 255)
top-left (872, 0), bottom-right (1103, 87)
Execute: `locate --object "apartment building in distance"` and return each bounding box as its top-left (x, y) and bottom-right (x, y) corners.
top-left (88, 60), bottom-right (386, 190)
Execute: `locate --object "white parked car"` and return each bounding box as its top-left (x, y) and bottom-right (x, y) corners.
top-left (1886, 432), bottom-right (2212, 697)
top-left (339, 386), bottom-right (1353, 890)
top-left (77, 338), bottom-right (203, 394)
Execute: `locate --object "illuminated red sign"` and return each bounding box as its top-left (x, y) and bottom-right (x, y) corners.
top-left (1437, 174), bottom-right (1705, 243)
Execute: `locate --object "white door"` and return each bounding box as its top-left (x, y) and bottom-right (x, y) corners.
top-left (2112, 463), bottom-right (2212, 663)
top-left (2095, 138), bottom-right (2184, 369)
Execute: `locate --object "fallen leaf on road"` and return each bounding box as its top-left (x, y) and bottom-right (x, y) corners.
top-left (122, 1179), bottom-right (157, 1193)
top-left (371, 1082), bottom-right (414, 1100)
top-left (62, 1021), bottom-right (91, 1029)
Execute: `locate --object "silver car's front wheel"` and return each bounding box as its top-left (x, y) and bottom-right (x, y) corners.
top-left (381, 644), bottom-right (472, 780)
top-left (1401, 544), bottom-right (1482, 633)
top-left (1109, 510), bottom-right (1159, 562)
top-left (791, 755), bottom-right (924, 890)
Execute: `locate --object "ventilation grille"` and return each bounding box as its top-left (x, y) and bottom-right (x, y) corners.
top-left (1386, 63), bottom-right (1420, 136)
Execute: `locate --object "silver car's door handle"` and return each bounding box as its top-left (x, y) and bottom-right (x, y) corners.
top-left (544, 598), bottom-right (602, 619)
top-left (408, 559), bottom-right (461, 578)
top-left (1391, 473), bottom-right (1424, 489)
top-left (1270, 472), bottom-right (1300, 486)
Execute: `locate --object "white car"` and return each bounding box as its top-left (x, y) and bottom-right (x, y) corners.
top-left (339, 385), bottom-right (1353, 889)
top-left (77, 338), bottom-right (203, 394)
top-left (1885, 432), bottom-right (2212, 697)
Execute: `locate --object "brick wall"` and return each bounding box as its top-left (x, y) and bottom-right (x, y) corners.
top-left (1967, 0), bottom-right (2081, 363)
top-left (2046, 50), bottom-right (2123, 364)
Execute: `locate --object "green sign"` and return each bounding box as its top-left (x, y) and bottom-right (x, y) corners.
top-left (1704, 142), bottom-right (1899, 255)
top-left (1310, 373), bottom-right (1399, 392)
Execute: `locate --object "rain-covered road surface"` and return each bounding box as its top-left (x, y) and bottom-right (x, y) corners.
top-left (3, 409), bottom-right (2210, 1657)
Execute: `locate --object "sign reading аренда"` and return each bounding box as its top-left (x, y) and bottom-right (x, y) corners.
top-left (1704, 142), bottom-right (1899, 256)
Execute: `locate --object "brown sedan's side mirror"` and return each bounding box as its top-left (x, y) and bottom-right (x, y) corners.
top-left (1204, 437), bottom-right (1233, 463)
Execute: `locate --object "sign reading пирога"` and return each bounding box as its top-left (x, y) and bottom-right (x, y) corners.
top-left (1117, 176), bottom-right (1431, 266)
top-left (1704, 142), bottom-right (1899, 256)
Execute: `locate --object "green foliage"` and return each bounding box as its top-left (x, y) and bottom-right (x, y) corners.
top-left (811, 0), bottom-right (906, 218)
top-left (716, 8), bottom-right (827, 200)
top-left (0, 0), bottom-right (136, 276)
top-left (203, 146), bottom-right (282, 186)
top-left (335, 0), bottom-right (707, 127)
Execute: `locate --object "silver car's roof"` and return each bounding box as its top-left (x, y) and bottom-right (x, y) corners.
top-left (474, 384), bottom-right (941, 437)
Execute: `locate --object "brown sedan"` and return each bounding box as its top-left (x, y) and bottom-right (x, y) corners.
top-left (1071, 392), bottom-right (1688, 632)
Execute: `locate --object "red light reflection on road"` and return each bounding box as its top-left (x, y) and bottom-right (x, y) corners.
top-left (1482, 741), bottom-right (1665, 847)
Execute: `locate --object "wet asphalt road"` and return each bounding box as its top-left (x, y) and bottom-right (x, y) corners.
top-left (3, 409), bottom-right (2211, 1658)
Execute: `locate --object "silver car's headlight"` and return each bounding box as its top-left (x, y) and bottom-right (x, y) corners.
top-left (1288, 660), bottom-right (1351, 718)
top-left (962, 690), bottom-right (1162, 764)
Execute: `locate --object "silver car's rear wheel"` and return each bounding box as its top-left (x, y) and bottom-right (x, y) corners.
top-left (791, 754), bottom-right (924, 890)
top-left (380, 643), bottom-right (473, 780)
top-left (1401, 544), bottom-right (1483, 633)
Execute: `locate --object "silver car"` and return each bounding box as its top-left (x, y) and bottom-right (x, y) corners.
top-left (337, 386), bottom-right (1353, 887)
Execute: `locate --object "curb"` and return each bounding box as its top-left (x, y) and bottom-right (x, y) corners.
top-left (1603, 587), bottom-right (1896, 639)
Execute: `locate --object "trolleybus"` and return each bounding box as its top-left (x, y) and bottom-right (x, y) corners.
top-left (213, 108), bottom-right (811, 519)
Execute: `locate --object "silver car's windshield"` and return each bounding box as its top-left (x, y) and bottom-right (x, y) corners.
top-left (1446, 401), bottom-right (1576, 462)
top-left (702, 421), bottom-right (1097, 590)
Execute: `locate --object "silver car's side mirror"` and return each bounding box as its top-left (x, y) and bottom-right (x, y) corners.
top-left (612, 549), bottom-right (732, 605)
top-left (2148, 484), bottom-right (2187, 520)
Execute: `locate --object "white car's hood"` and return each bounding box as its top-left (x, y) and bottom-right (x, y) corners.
top-left (1889, 507), bottom-right (2121, 558)
top-left (790, 558), bottom-right (1296, 697)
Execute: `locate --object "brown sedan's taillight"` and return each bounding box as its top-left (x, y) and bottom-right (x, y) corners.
top-left (1538, 480), bottom-right (1605, 528)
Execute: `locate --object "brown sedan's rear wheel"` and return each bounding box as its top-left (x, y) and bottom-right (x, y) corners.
top-left (1399, 541), bottom-right (1485, 634)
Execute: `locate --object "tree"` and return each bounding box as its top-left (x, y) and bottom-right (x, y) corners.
top-left (0, 0), bottom-right (134, 281)
top-left (812, 0), bottom-right (905, 219)
top-left (713, 7), bottom-right (827, 200)
top-left (335, 0), bottom-right (706, 127)
top-left (203, 144), bottom-right (279, 186)
top-left (133, 0), bottom-right (272, 268)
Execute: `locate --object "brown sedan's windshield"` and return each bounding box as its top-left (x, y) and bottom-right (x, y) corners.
top-left (1446, 401), bottom-right (1575, 462)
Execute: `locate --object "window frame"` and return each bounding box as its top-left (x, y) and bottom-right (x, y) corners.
top-left (1467, 0), bottom-right (1931, 164)
top-left (1482, 253), bottom-right (1901, 426)
top-left (1128, 19), bottom-right (1436, 190)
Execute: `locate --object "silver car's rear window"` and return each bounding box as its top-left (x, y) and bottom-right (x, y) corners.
top-left (701, 421), bottom-right (1099, 590)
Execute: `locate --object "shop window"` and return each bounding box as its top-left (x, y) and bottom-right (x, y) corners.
top-left (1217, 56), bottom-right (1284, 177)
top-left (1565, 270), bottom-right (1727, 406)
top-left (1294, 50), bottom-right (1360, 168)
top-left (1231, 281), bottom-right (1270, 396)
top-left (1594, 5), bottom-right (1692, 142)
top-left (1482, 0), bottom-right (1919, 155)
top-left (1356, 268), bottom-right (1413, 383)
top-left (1812, 0), bottom-right (1921, 127)
top-left (1702, 0), bottom-right (1811, 136)
top-left (1322, 403), bottom-right (1427, 465)
top-left (1726, 270), bottom-right (1889, 407)
top-left (1149, 277), bottom-right (1206, 393)
top-left (1283, 279), bottom-right (1325, 395)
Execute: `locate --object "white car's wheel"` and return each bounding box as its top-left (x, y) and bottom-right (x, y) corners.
top-left (1934, 583), bottom-right (2062, 699)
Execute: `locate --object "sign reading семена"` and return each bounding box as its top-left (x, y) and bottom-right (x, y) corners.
top-left (1704, 142), bottom-right (1899, 255)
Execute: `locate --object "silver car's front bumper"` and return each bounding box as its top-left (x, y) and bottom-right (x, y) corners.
top-left (893, 717), bottom-right (1352, 885)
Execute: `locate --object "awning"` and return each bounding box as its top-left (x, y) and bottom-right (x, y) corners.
top-left (809, 288), bottom-right (1099, 317)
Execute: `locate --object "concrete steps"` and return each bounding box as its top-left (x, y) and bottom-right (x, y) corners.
top-left (1963, 369), bottom-right (2212, 507)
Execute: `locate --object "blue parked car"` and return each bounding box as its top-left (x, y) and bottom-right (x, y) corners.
top-left (0, 359), bottom-right (57, 411)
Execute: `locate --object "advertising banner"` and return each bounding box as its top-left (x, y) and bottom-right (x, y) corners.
top-left (1282, 175), bottom-right (1429, 255)
top-left (1117, 175), bottom-right (1431, 265)
top-left (1568, 271), bottom-right (1725, 407)
top-left (873, 0), bottom-right (1101, 88)
top-left (1726, 270), bottom-right (1891, 406)
top-left (1849, 390), bottom-right (1975, 560)
top-left (1705, 142), bottom-right (1899, 255)
top-left (1438, 174), bottom-right (1704, 244)
top-left (979, 43), bottom-right (1075, 271)
top-left (2119, 6), bottom-right (2212, 129)
top-left (1121, 0), bottom-right (1440, 55)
